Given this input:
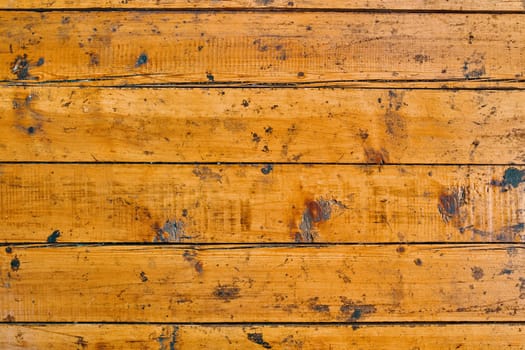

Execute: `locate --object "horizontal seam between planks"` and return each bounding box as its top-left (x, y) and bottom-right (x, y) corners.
top-left (1, 242), bottom-right (524, 248)
top-left (0, 162), bottom-right (523, 166)
top-left (2, 79), bottom-right (525, 88)
top-left (2, 321), bottom-right (525, 325)
top-left (0, 8), bottom-right (524, 14)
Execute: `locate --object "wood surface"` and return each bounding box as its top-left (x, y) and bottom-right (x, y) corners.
top-left (1, 87), bottom-right (524, 163)
top-left (2, 0), bottom-right (525, 11)
top-left (0, 164), bottom-right (524, 243)
top-left (2, 324), bottom-right (525, 349)
top-left (0, 12), bottom-right (524, 87)
top-left (1, 0), bottom-right (524, 347)
top-left (1, 244), bottom-right (524, 322)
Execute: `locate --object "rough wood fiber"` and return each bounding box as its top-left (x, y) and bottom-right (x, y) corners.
top-left (0, 164), bottom-right (524, 243)
top-left (1, 324), bottom-right (525, 349)
top-left (1, 87), bottom-right (524, 163)
top-left (1, 244), bottom-right (524, 322)
top-left (1, 12), bottom-right (524, 86)
top-left (1, 0), bottom-right (525, 11)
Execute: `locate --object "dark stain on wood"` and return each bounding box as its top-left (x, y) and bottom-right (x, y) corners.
top-left (364, 147), bottom-right (389, 165)
top-left (153, 219), bottom-right (186, 242)
top-left (414, 54), bottom-right (430, 63)
top-left (75, 337), bottom-right (88, 349)
top-left (261, 164), bottom-right (273, 174)
top-left (11, 54), bottom-right (33, 80)
top-left (88, 52), bottom-right (100, 66)
top-left (182, 250), bottom-right (204, 273)
top-left (247, 332), bottom-right (272, 349)
top-left (135, 52), bottom-right (148, 67)
top-left (459, 223), bottom-right (524, 241)
top-left (297, 198), bottom-right (347, 242)
top-left (192, 166), bottom-right (222, 183)
top-left (139, 271), bottom-right (148, 282)
top-left (3, 314), bottom-right (15, 322)
top-left (308, 297), bottom-right (330, 313)
top-left (414, 258), bottom-right (423, 266)
top-left (471, 266), bottom-right (484, 280)
top-left (438, 187), bottom-right (466, 223)
top-left (10, 256), bottom-right (20, 271)
top-left (519, 278), bottom-right (525, 299)
top-left (462, 53), bottom-right (486, 79)
top-left (491, 167), bottom-right (524, 191)
top-left (158, 326), bottom-right (178, 350)
top-left (46, 229), bottom-right (61, 243)
top-left (339, 296), bottom-right (376, 321)
top-left (384, 90), bottom-right (407, 138)
top-left (213, 284), bottom-right (240, 302)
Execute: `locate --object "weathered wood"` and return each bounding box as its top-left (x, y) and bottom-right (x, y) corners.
top-left (2, 324), bottom-right (525, 349)
top-left (1, 0), bottom-right (525, 11)
top-left (1, 244), bottom-right (524, 322)
top-left (1, 87), bottom-right (524, 163)
top-left (0, 12), bottom-right (524, 86)
top-left (0, 164), bottom-right (524, 243)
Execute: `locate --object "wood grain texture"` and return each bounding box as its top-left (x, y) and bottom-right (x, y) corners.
top-left (1, 244), bottom-right (524, 322)
top-left (2, 324), bottom-right (525, 349)
top-left (1, 0), bottom-right (525, 11)
top-left (1, 164), bottom-right (524, 243)
top-left (2, 87), bottom-right (524, 163)
top-left (1, 12), bottom-right (524, 86)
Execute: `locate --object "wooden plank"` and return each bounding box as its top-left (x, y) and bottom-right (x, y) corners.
top-left (1, 87), bottom-right (524, 163)
top-left (0, 164), bottom-right (524, 243)
top-left (2, 324), bottom-right (525, 349)
top-left (1, 0), bottom-right (524, 11)
top-left (1, 244), bottom-right (524, 322)
top-left (0, 12), bottom-right (524, 86)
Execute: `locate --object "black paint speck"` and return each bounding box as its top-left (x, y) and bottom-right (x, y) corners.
top-left (351, 309), bottom-right (362, 320)
top-left (247, 333), bottom-right (272, 349)
top-left (502, 168), bottom-right (524, 188)
top-left (491, 167), bottom-right (525, 190)
top-left (11, 54), bottom-right (30, 79)
top-left (27, 126), bottom-right (35, 135)
top-left (140, 271), bottom-right (148, 282)
top-left (297, 71), bottom-right (304, 77)
top-left (11, 256), bottom-right (20, 271)
top-left (36, 57), bottom-right (44, 66)
top-left (5, 247), bottom-right (12, 254)
top-left (261, 164), bottom-right (273, 175)
top-left (135, 53), bottom-right (148, 67)
top-left (414, 258), bottom-right (422, 266)
top-left (47, 229), bottom-right (60, 243)
top-left (242, 99), bottom-right (250, 107)
top-left (182, 209), bottom-right (188, 217)
top-left (251, 132), bottom-right (261, 143)
top-left (206, 72), bottom-right (214, 82)
top-left (213, 284), bottom-right (240, 302)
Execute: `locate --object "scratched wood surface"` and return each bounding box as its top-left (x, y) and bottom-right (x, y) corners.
top-left (1, 244), bottom-right (524, 322)
top-left (2, 0), bottom-right (525, 11)
top-left (0, 164), bottom-right (524, 243)
top-left (1, 12), bottom-right (524, 87)
top-left (2, 87), bottom-right (524, 163)
top-left (2, 324), bottom-right (525, 349)
top-left (1, 0), bottom-right (525, 349)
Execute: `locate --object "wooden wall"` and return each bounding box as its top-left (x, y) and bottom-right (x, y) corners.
top-left (0, 0), bottom-right (524, 348)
